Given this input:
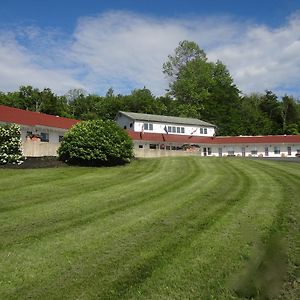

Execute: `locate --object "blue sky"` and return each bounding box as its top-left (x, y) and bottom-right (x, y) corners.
top-left (0, 0), bottom-right (300, 97)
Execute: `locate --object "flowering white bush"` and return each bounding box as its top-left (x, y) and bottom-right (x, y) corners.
top-left (0, 124), bottom-right (24, 165)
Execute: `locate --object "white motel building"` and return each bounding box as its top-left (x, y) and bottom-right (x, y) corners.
top-left (116, 111), bottom-right (300, 158)
top-left (1, 105), bottom-right (300, 158)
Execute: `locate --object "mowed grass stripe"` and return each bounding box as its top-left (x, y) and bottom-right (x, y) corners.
top-left (0, 159), bottom-right (161, 211)
top-left (0, 158), bottom-right (207, 249)
top-left (1, 158), bottom-right (251, 298)
top-left (0, 158), bottom-right (299, 299)
top-left (125, 159), bottom-right (286, 299)
top-left (0, 157), bottom-right (218, 298)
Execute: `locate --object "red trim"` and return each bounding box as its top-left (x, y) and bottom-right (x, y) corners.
top-left (127, 130), bottom-right (300, 144)
top-left (0, 105), bottom-right (79, 129)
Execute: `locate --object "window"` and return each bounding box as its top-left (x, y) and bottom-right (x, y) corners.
top-left (160, 144), bottom-right (165, 149)
top-left (172, 126), bottom-right (176, 133)
top-left (274, 146), bottom-right (280, 155)
top-left (59, 135), bottom-right (64, 142)
top-left (26, 131), bottom-right (32, 137)
top-left (138, 144), bottom-right (144, 149)
top-left (204, 128), bottom-right (207, 134)
top-left (144, 123), bottom-right (153, 131)
top-left (176, 127), bottom-right (181, 133)
top-left (149, 144), bottom-right (157, 149)
top-left (200, 128), bottom-right (203, 134)
top-left (227, 147), bottom-right (235, 156)
top-left (40, 132), bottom-right (49, 142)
top-left (168, 126), bottom-right (172, 132)
top-left (207, 147), bottom-right (212, 155)
top-left (287, 146), bottom-right (292, 156)
top-left (181, 127), bottom-right (185, 133)
top-left (166, 146), bottom-right (171, 150)
top-left (251, 148), bottom-right (257, 155)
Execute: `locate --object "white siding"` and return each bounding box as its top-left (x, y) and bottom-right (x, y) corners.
top-left (203, 144), bottom-right (300, 157)
top-left (116, 115), bottom-right (134, 130)
top-left (115, 113), bottom-right (215, 137)
top-left (132, 120), bottom-right (215, 137)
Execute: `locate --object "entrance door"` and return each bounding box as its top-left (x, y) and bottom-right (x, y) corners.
top-left (218, 148), bottom-right (222, 157)
top-left (265, 147), bottom-right (269, 157)
top-left (241, 147), bottom-right (246, 157)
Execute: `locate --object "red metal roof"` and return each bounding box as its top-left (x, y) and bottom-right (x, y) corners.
top-left (0, 105), bottom-right (79, 130)
top-left (127, 131), bottom-right (300, 144)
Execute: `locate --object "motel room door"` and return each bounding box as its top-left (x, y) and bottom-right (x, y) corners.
top-left (218, 148), bottom-right (222, 157)
top-left (241, 147), bottom-right (246, 157)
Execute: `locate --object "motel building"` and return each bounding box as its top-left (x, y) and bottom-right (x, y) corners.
top-left (116, 111), bottom-right (300, 158)
top-left (0, 105), bottom-right (79, 157)
top-left (1, 105), bottom-right (300, 158)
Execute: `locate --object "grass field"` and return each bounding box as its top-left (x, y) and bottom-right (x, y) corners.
top-left (0, 157), bottom-right (299, 299)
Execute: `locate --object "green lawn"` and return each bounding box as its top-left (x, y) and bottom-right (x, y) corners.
top-left (0, 157), bottom-right (299, 299)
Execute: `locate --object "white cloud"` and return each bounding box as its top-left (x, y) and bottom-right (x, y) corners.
top-left (208, 14), bottom-right (300, 95)
top-left (0, 11), bottom-right (300, 97)
top-left (69, 12), bottom-right (241, 95)
top-left (0, 30), bottom-right (83, 94)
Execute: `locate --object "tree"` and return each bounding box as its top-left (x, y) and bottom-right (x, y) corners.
top-left (163, 40), bottom-right (207, 84)
top-left (259, 90), bottom-right (282, 134)
top-left (39, 88), bottom-right (68, 116)
top-left (281, 95), bottom-right (299, 134)
top-left (65, 88), bottom-right (87, 104)
top-left (163, 41), bottom-right (241, 135)
top-left (18, 85), bottom-right (42, 111)
top-left (58, 120), bottom-right (133, 166)
top-left (239, 94), bottom-right (274, 135)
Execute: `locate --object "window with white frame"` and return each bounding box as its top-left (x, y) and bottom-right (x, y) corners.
top-left (144, 123), bottom-right (153, 131)
top-left (204, 128), bottom-right (207, 134)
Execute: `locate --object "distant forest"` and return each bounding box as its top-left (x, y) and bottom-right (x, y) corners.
top-left (1, 41), bottom-right (300, 136)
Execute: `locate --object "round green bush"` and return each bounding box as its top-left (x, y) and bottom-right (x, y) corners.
top-left (58, 120), bottom-right (133, 166)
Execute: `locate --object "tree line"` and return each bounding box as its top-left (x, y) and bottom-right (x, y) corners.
top-left (0, 41), bottom-right (299, 136)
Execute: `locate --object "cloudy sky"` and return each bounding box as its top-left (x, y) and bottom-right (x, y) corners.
top-left (0, 0), bottom-right (300, 97)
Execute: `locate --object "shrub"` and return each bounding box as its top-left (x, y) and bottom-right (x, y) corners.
top-left (58, 120), bottom-right (134, 166)
top-left (0, 124), bottom-right (24, 165)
